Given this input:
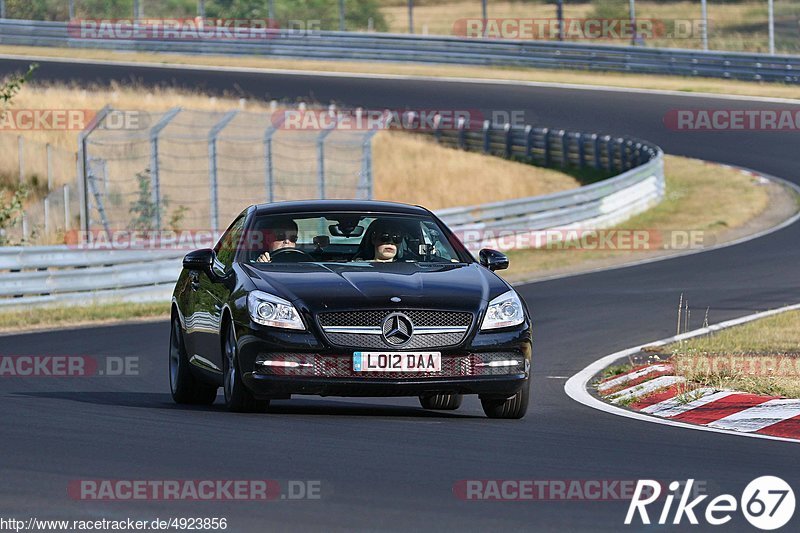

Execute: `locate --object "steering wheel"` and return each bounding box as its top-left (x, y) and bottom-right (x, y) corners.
top-left (269, 247), bottom-right (314, 263)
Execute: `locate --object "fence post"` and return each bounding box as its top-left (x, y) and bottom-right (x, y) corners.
top-left (46, 143), bottom-right (53, 191)
top-left (504, 123), bottom-right (512, 158)
top-left (264, 112), bottom-right (285, 203)
top-left (543, 128), bottom-right (551, 166)
top-left (559, 130), bottom-right (568, 167)
top-left (17, 136), bottom-right (24, 184)
top-left (78, 105), bottom-right (112, 232)
top-left (44, 197), bottom-right (50, 237)
top-left (592, 133), bottom-right (601, 168)
top-left (149, 107), bottom-right (181, 231)
top-left (482, 120), bottom-right (491, 153)
top-left (208, 110), bottom-right (238, 233)
top-left (63, 184), bottom-right (70, 230)
top-left (577, 133), bottom-right (586, 167)
top-left (316, 122), bottom-right (336, 200)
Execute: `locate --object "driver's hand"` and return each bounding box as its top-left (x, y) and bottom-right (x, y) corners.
top-left (255, 252), bottom-right (271, 263)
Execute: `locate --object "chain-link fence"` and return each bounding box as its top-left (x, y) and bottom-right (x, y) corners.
top-left (80, 105), bottom-right (377, 234)
top-left (0, 133), bottom-right (80, 245)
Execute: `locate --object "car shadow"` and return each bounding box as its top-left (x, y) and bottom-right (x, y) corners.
top-left (12, 391), bottom-right (482, 418)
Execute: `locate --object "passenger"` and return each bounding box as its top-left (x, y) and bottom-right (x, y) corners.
top-left (255, 219), bottom-right (299, 263)
top-left (355, 221), bottom-right (403, 262)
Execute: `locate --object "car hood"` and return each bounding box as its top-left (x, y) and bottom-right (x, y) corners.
top-left (242, 262), bottom-right (507, 312)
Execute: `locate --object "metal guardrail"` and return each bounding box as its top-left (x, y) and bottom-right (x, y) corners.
top-left (0, 19), bottom-right (798, 82)
top-left (0, 120), bottom-right (664, 310)
top-left (429, 122), bottom-right (664, 250)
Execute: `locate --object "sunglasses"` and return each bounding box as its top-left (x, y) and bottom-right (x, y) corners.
top-left (376, 233), bottom-right (402, 245)
top-left (273, 231), bottom-right (298, 243)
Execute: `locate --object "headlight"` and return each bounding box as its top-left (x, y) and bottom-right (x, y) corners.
top-left (480, 290), bottom-right (525, 330)
top-left (247, 290), bottom-right (305, 330)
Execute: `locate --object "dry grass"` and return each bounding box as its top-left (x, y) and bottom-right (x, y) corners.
top-left (0, 301), bottom-right (168, 333)
top-left (2, 44), bottom-right (800, 101)
top-left (372, 131), bottom-right (579, 209)
top-left (666, 310), bottom-right (800, 397)
top-left (501, 155), bottom-right (772, 281)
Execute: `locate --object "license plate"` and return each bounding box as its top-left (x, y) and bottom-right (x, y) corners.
top-left (353, 352), bottom-right (441, 372)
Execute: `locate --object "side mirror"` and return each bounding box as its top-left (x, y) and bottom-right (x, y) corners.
top-left (479, 248), bottom-right (509, 271)
top-left (183, 248), bottom-right (215, 273)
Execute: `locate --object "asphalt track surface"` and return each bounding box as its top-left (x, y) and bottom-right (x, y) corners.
top-left (1, 58), bottom-right (799, 531)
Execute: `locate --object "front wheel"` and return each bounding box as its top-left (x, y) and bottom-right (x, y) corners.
top-left (169, 317), bottom-right (217, 405)
top-left (223, 325), bottom-right (269, 413)
top-left (419, 393), bottom-right (462, 410)
top-left (480, 379), bottom-right (530, 419)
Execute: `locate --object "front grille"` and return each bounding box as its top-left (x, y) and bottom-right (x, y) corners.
top-left (318, 310), bottom-right (472, 328)
top-left (317, 310), bottom-right (473, 349)
top-left (324, 331), bottom-right (466, 350)
top-left (255, 352), bottom-right (525, 379)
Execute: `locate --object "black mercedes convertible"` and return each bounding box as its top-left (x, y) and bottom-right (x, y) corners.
top-left (170, 200), bottom-right (532, 418)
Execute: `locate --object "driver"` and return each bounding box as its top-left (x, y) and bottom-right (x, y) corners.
top-left (255, 218), bottom-right (298, 263)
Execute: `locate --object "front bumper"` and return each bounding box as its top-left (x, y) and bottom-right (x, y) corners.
top-left (236, 320), bottom-right (532, 398)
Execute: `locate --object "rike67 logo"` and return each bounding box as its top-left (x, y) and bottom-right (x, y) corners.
top-left (626, 477), bottom-right (795, 530)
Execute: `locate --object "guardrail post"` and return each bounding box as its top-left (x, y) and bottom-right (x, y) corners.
top-left (543, 128), bottom-right (551, 167)
top-left (317, 122), bottom-right (336, 200)
top-left (577, 133), bottom-right (586, 168)
top-left (457, 116), bottom-right (466, 149)
top-left (524, 125), bottom-right (533, 160)
top-left (433, 114), bottom-right (442, 143)
top-left (621, 139), bottom-right (630, 170)
top-left (482, 120), bottom-right (491, 153)
top-left (559, 130), bottom-right (568, 167)
top-left (504, 123), bottom-right (512, 158)
top-left (592, 134), bottom-right (601, 168)
top-left (78, 105), bottom-right (112, 232)
top-left (208, 110), bottom-right (238, 233)
top-left (264, 112), bottom-right (285, 203)
top-left (149, 107), bottom-right (182, 231)
top-left (604, 136), bottom-right (614, 172)
top-left (634, 142), bottom-right (642, 167)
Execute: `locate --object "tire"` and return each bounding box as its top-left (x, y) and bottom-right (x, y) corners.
top-left (419, 393), bottom-right (463, 410)
top-left (222, 324), bottom-right (269, 413)
top-left (480, 379), bottom-right (530, 419)
top-left (169, 317), bottom-right (218, 405)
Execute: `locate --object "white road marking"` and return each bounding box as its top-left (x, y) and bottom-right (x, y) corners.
top-left (708, 399), bottom-right (800, 433)
top-left (641, 389), bottom-right (732, 418)
top-left (597, 364), bottom-right (672, 393)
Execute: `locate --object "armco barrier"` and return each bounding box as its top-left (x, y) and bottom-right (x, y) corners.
top-left (0, 19), bottom-right (797, 82)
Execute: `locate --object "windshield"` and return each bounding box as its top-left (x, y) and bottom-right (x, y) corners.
top-left (241, 212), bottom-right (469, 265)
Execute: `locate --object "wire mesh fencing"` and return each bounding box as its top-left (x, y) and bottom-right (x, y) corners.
top-left (0, 133), bottom-right (80, 245)
top-left (80, 105), bottom-right (377, 236)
